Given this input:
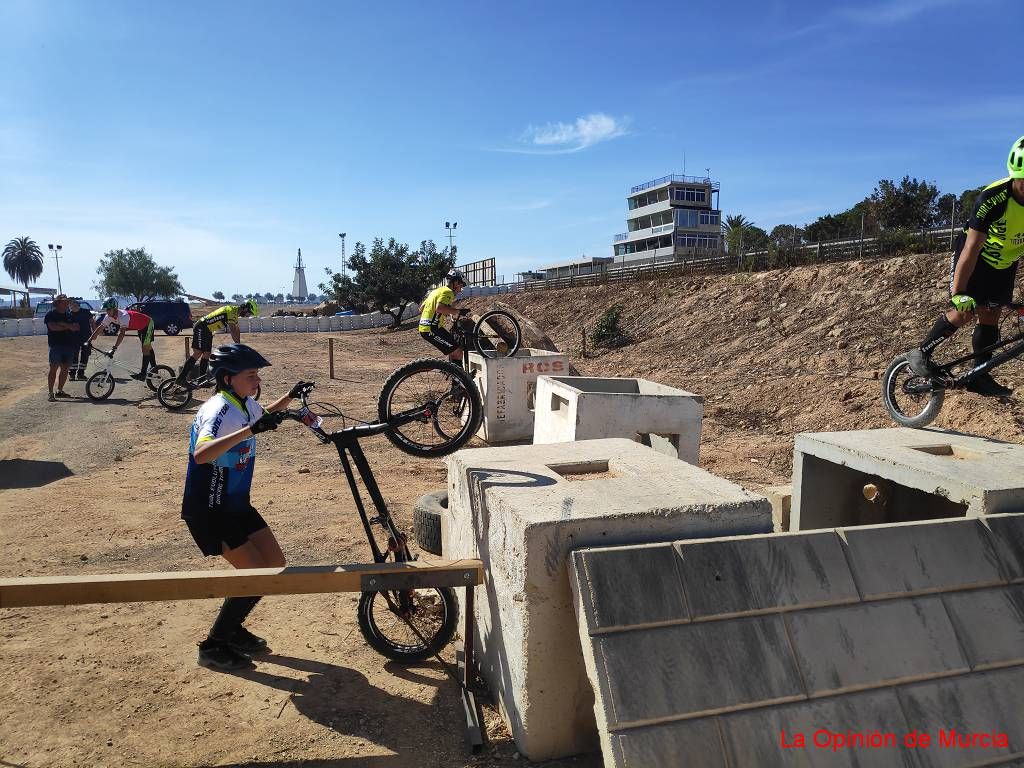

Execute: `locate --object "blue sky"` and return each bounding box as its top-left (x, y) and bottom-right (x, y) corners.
top-left (1, 0), bottom-right (1021, 298)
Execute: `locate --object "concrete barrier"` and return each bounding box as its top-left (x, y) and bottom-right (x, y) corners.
top-left (792, 428), bottom-right (1024, 531)
top-left (466, 349), bottom-right (570, 443)
top-left (444, 438), bottom-right (771, 760)
top-left (533, 375), bottom-right (703, 464)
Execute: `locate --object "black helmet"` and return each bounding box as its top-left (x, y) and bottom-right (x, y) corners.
top-left (209, 343), bottom-right (272, 374)
top-left (446, 269), bottom-right (467, 284)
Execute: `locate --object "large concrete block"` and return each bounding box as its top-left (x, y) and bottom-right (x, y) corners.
top-left (445, 438), bottom-right (771, 761)
top-left (841, 518), bottom-right (1005, 598)
top-left (532, 375), bottom-right (703, 463)
top-left (466, 348), bottom-right (570, 442)
top-left (762, 484), bottom-right (793, 531)
top-left (792, 428), bottom-right (1024, 531)
top-left (786, 597), bottom-right (969, 696)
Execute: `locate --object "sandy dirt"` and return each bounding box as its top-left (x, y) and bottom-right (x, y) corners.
top-left (4, 251), bottom-right (1024, 767)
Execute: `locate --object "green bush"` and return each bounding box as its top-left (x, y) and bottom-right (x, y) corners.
top-left (591, 305), bottom-right (625, 347)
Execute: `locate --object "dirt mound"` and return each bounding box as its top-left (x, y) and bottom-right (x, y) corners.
top-left (467, 252), bottom-right (1024, 486)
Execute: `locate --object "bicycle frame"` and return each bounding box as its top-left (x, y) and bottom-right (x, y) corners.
top-left (89, 347), bottom-right (145, 378)
top-left (924, 303), bottom-right (1024, 390)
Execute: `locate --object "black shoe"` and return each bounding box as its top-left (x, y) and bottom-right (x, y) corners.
top-left (197, 639), bottom-right (253, 671)
top-left (54, 390), bottom-right (71, 398)
top-left (906, 349), bottom-right (941, 377)
top-left (965, 372), bottom-right (1013, 398)
top-left (225, 626), bottom-right (269, 654)
top-left (130, 373), bottom-right (145, 381)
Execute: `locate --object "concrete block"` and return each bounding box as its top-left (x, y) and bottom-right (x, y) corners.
top-left (785, 597), bottom-right (969, 696)
top-left (607, 717), bottom-right (726, 768)
top-left (719, 689), bottom-right (912, 768)
top-left (591, 616), bottom-right (804, 727)
top-left (466, 349), bottom-right (570, 442)
top-left (792, 428), bottom-right (1024, 531)
top-left (897, 667), bottom-right (1024, 767)
top-left (762, 484), bottom-right (793, 531)
top-left (533, 375), bottom-right (703, 464)
top-left (942, 586), bottom-right (1024, 669)
top-left (984, 513), bottom-right (1024, 582)
top-left (572, 544), bottom-right (689, 630)
top-left (676, 531), bottom-right (860, 620)
top-left (445, 438), bottom-right (771, 761)
top-left (841, 518), bottom-right (1005, 599)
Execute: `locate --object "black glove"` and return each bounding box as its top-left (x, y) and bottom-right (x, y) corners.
top-left (457, 307), bottom-right (471, 317)
top-left (250, 411), bottom-right (284, 434)
top-left (288, 381), bottom-right (314, 399)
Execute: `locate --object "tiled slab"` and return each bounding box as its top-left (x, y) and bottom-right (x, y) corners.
top-left (942, 586), bottom-right (1024, 669)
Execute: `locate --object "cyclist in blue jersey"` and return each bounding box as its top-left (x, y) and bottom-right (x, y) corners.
top-left (181, 343), bottom-right (311, 671)
top-left (907, 136), bottom-right (1024, 397)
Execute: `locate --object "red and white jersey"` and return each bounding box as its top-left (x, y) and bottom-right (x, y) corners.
top-left (98, 309), bottom-right (151, 331)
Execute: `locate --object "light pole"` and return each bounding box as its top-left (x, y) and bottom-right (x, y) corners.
top-left (444, 221), bottom-right (457, 252)
top-left (338, 233), bottom-right (347, 278)
top-left (47, 244), bottom-right (63, 294)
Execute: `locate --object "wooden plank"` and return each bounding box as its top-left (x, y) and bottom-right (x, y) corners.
top-left (0, 559), bottom-right (484, 608)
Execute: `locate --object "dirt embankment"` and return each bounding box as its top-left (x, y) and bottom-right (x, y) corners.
top-left (466, 252), bottom-right (1024, 486)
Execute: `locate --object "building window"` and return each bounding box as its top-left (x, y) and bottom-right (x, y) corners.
top-left (699, 211), bottom-right (720, 226)
top-left (676, 233), bottom-right (720, 249)
top-left (672, 188), bottom-right (707, 203)
top-left (675, 209), bottom-right (699, 228)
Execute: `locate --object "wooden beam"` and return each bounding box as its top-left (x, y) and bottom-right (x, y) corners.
top-left (0, 559), bottom-right (484, 608)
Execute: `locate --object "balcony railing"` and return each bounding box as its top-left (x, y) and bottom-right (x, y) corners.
top-left (631, 174), bottom-right (721, 194)
top-left (614, 223), bottom-right (677, 242)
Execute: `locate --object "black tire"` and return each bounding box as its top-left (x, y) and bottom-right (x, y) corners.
top-left (157, 379), bottom-right (194, 410)
top-left (474, 310), bottom-right (522, 358)
top-left (357, 586), bottom-right (458, 663)
top-left (413, 489), bottom-right (447, 556)
top-left (881, 354), bottom-right (945, 428)
top-left (377, 359), bottom-right (482, 458)
top-left (146, 364), bottom-right (175, 392)
top-left (164, 323), bottom-right (181, 336)
top-left (86, 371), bottom-right (115, 400)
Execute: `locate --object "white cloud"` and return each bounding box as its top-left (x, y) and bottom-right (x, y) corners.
top-left (501, 113), bottom-right (629, 155)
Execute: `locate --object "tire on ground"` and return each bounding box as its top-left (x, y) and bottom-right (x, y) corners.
top-left (413, 489), bottom-right (447, 556)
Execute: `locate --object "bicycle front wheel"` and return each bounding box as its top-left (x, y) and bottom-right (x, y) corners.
top-left (157, 379), bottom-right (194, 410)
top-left (146, 365), bottom-right (175, 392)
top-left (357, 586), bottom-right (458, 663)
top-left (377, 358), bottom-right (482, 457)
top-left (881, 354), bottom-right (945, 428)
top-left (86, 371), bottom-right (115, 401)
top-left (474, 310), bottom-right (522, 358)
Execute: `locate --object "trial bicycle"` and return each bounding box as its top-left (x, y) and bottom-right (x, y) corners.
top-left (84, 344), bottom-right (175, 401)
top-left (882, 300), bottom-right (1024, 428)
top-left (157, 368), bottom-right (260, 410)
top-left (277, 360), bottom-right (481, 661)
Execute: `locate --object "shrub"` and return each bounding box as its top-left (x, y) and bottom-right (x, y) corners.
top-left (591, 304), bottom-right (628, 347)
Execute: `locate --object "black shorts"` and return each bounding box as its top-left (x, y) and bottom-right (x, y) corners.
top-left (950, 232), bottom-right (1018, 305)
top-left (184, 507), bottom-right (268, 556)
top-left (191, 322), bottom-right (214, 352)
top-left (420, 326), bottom-right (458, 355)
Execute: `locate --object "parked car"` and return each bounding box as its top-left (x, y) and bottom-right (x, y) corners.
top-left (34, 298), bottom-right (95, 317)
top-left (127, 300), bottom-right (193, 336)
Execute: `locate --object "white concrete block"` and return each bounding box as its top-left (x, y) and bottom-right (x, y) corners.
top-left (533, 375), bottom-right (703, 464)
top-left (444, 438), bottom-right (771, 761)
top-left (792, 428), bottom-right (1024, 531)
top-left (466, 348), bottom-right (570, 443)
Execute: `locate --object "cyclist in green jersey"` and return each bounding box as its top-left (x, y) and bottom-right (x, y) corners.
top-left (907, 136), bottom-right (1024, 397)
top-left (177, 299), bottom-right (258, 383)
top-left (419, 269), bottom-right (470, 362)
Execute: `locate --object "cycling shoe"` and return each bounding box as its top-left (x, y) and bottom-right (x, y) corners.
top-left (965, 372), bottom-right (1013, 398)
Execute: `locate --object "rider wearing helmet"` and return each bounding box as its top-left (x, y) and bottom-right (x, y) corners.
top-left (419, 269), bottom-right (470, 362)
top-left (177, 298), bottom-right (260, 383)
top-left (84, 298), bottom-right (159, 382)
top-left (181, 343), bottom-right (311, 671)
top-left (907, 136), bottom-right (1024, 397)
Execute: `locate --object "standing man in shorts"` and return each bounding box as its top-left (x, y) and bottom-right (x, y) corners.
top-left (44, 294), bottom-right (79, 401)
top-left (176, 298), bottom-right (258, 383)
top-left (84, 298), bottom-right (158, 381)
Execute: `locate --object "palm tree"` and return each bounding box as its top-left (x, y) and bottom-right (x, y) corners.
top-left (3, 237), bottom-right (45, 301)
top-left (723, 215), bottom-right (752, 255)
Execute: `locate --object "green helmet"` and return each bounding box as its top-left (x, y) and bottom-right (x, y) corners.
top-left (242, 298), bottom-right (258, 316)
top-left (1009, 136), bottom-right (1024, 179)
top-left (102, 297), bottom-right (118, 310)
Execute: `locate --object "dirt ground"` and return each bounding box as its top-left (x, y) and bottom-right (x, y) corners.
top-left (5, 251), bottom-right (1024, 767)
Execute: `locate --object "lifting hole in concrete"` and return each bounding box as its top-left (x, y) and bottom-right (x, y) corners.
top-left (546, 460), bottom-right (619, 481)
top-left (911, 444), bottom-right (983, 461)
top-left (550, 393), bottom-right (569, 413)
top-left (527, 382), bottom-right (536, 412)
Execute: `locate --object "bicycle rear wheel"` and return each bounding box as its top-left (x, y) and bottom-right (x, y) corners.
top-left (146, 364), bottom-right (175, 392)
top-left (357, 586), bottom-right (458, 663)
top-left (474, 310), bottom-right (522, 358)
top-left (881, 354), bottom-right (945, 428)
top-left (157, 379), bottom-right (194, 410)
top-left (377, 358), bottom-right (482, 457)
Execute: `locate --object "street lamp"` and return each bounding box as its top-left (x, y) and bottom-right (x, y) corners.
top-left (444, 221), bottom-right (457, 252)
top-left (47, 244), bottom-right (63, 294)
top-left (338, 233), bottom-right (347, 278)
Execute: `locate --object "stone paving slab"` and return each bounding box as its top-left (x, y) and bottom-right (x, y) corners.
top-left (941, 586), bottom-right (1024, 669)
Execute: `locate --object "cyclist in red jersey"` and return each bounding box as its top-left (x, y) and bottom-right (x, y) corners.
top-left (84, 298), bottom-right (160, 381)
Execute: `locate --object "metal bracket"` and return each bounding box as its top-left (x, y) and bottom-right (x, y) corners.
top-left (359, 569), bottom-right (478, 592)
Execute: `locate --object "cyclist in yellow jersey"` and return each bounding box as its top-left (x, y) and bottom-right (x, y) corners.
top-left (419, 269), bottom-right (470, 362)
top-left (907, 136), bottom-right (1024, 397)
top-left (177, 299), bottom-right (258, 383)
